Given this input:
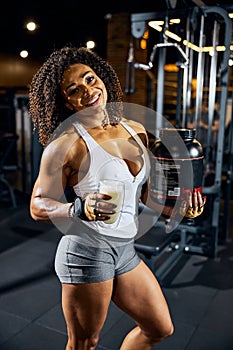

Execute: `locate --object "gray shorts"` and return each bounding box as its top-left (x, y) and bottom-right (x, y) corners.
top-left (54, 235), bottom-right (141, 284)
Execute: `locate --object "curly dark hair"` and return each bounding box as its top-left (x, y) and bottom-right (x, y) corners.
top-left (29, 46), bottom-right (123, 146)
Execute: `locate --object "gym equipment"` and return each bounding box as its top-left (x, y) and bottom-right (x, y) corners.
top-left (0, 132), bottom-right (18, 208)
top-left (129, 5), bottom-right (232, 280)
top-left (125, 42), bottom-right (135, 94)
top-left (133, 17), bottom-right (189, 129)
top-left (0, 89), bottom-right (18, 208)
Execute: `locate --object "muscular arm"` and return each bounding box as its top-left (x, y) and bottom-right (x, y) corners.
top-left (30, 178), bottom-right (71, 222)
top-left (30, 134), bottom-right (79, 222)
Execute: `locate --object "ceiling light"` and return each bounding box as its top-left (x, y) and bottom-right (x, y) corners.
top-left (86, 41), bottom-right (95, 49)
top-left (164, 30), bottom-right (182, 42)
top-left (26, 21), bottom-right (37, 31)
top-left (20, 50), bottom-right (29, 58)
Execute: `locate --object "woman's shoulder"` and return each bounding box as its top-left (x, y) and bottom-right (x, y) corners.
top-left (121, 117), bottom-right (147, 134)
top-left (42, 125), bottom-right (84, 162)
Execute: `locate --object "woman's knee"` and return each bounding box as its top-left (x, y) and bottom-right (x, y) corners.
top-left (142, 320), bottom-right (174, 345)
top-left (66, 333), bottom-right (99, 350)
top-left (157, 321), bottom-right (174, 341)
top-left (162, 321), bottom-right (174, 339)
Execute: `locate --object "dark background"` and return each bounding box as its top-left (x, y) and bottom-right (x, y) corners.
top-left (1, 0), bottom-right (232, 60)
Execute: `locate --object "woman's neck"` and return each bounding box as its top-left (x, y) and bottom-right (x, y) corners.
top-left (76, 107), bottom-right (110, 130)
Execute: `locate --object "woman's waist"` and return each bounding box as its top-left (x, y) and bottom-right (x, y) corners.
top-left (65, 218), bottom-right (137, 245)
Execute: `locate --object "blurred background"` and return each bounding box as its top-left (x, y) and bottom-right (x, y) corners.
top-left (0, 1), bottom-right (233, 349)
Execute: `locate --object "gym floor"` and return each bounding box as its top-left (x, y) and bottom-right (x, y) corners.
top-left (0, 191), bottom-right (233, 350)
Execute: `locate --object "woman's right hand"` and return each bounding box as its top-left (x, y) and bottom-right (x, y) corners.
top-left (83, 192), bottom-right (117, 221)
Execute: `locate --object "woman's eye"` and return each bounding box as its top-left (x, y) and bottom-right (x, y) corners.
top-left (69, 87), bottom-right (79, 96)
top-left (86, 75), bottom-right (95, 84)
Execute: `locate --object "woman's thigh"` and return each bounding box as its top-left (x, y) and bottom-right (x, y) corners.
top-left (112, 260), bottom-right (173, 333)
top-left (62, 279), bottom-right (113, 339)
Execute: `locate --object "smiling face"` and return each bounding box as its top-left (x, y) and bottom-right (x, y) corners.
top-left (61, 63), bottom-right (108, 114)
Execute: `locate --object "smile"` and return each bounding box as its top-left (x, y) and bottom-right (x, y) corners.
top-left (86, 94), bottom-right (100, 106)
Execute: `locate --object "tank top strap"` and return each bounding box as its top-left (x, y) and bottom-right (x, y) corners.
top-left (72, 121), bottom-right (98, 152)
top-left (72, 121), bottom-right (88, 137)
top-left (120, 121), bottom-right (147, 150)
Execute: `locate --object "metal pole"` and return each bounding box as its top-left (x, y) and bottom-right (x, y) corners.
top-left (194, 14), bottom-right (205, 127)
top-left (207, 20), bottom-right (219, 155)
top-left (182, 16), bottom-right (190, 128)
top-left (186, 31), bottom-right (194, 126)
top-left (175, 68), bottom-right (183, 128)
top-left (155, 47), bottom-right (166, 138)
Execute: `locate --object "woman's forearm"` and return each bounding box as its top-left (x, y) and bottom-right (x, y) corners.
top-left (30, 195), bottom-right (71, 222)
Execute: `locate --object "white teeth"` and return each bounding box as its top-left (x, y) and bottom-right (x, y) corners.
top-left (87, 95), bottom-right (99, 105)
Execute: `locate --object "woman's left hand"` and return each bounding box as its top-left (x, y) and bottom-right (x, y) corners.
top-left (179, 191), bottom-right (207, 218)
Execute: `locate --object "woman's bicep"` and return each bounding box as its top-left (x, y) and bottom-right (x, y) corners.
top-left (30, 149), bottom-right (70, 221)
top-left (38, 143), bottom-right (70, 198)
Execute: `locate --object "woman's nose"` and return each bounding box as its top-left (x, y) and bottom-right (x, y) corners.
top-left (81, 85), bottom-right (90, 96)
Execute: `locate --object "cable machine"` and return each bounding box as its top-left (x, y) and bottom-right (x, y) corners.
top-left (128, 5), bottom-right (233, 280)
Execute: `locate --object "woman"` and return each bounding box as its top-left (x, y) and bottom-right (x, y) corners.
top-left (29, 46), bottom-right (205, 350)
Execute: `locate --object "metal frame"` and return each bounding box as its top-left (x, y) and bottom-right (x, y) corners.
top-left (130, 6), bottom-right (232, 278)
top-left (0, 134), bottom-right (18, 208)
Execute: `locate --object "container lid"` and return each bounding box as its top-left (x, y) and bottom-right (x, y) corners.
top-left (159, 128), bottom-right (196, 139)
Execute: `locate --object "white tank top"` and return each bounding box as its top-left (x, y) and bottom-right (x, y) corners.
top-left (72, 120), bottom-right (150, 238)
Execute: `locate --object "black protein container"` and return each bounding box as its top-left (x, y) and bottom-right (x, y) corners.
top-left (150, 128), bottom-right (204, 207)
